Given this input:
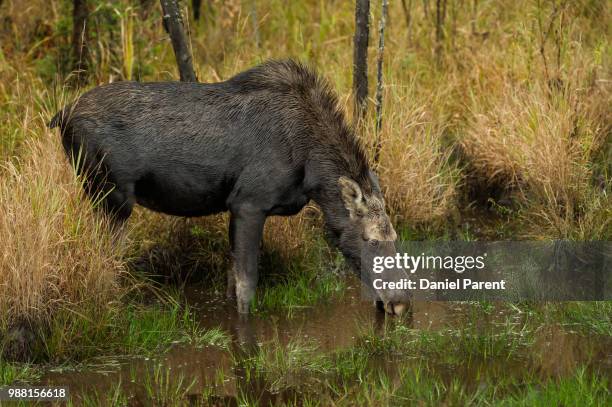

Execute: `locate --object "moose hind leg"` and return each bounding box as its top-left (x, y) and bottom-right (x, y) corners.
top-left (65, 140), bottom-right (134, 225)
top-left (100, 185), bottom-right (135, 225)
top-left (229, 207), bottom-right (266, 314)
top-left (226, 264), bottom-right (237, 299)
top-left (81, 160), bottom-right (134, 224)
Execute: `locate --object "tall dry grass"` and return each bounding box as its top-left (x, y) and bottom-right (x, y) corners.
top-left (0, 135), bottom-right (128, 329)
top-left (1, 0), bottom-right (607, 266)
top-left (262, 207), bottom-right (322, 259)
top-left (462, 83), bottom-right (610, 239)
top-left (454, 0), bottom-right (611, 239)
top-left (370, 91), bottom-right (458, 226)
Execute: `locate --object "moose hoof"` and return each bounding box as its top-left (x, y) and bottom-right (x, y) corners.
top-left (237, 299), bottom-right (250, 315)
top-left (383, 302), bottom-right (409, 316)
top-left (226, 287), bottom-right (236, 300)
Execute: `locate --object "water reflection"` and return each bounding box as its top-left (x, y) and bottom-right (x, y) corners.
top-left (39, 287), bottom-right (610, 405)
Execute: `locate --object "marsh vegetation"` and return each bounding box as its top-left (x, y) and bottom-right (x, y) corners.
top-left (0, 0), bottom-right (610, 405)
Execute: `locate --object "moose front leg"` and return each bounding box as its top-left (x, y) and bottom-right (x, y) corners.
top-left (229, 207), bottom-right (266, 314)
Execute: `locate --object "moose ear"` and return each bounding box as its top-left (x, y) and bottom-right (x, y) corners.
top-left (339, 177), bottom-right (366, 218)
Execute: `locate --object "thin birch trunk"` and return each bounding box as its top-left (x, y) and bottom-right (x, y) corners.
top-left (353, 0), bottom-right (371, 123)
top-left (160, 0), bottom-right (197, 82)
top-left (72, 0), bottom-right (89, 84)
top-left (374, 0), bottom-right (388, 164)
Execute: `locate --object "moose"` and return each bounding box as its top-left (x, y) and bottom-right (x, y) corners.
top-left (49, 60), bottom-right (409, 315)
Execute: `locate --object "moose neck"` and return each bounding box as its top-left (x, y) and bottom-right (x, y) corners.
top-left (307, 159), bottom-right (369, 271)
top-left (296, 91), bottom-right (372, 267)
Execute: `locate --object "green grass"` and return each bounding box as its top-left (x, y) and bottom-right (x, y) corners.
top-left (348, 306), bottom-right (533, 364)
top-left (12, 301), bottom-right (606, 405)
top-left (253, 235), bottom-right (346, 316)
top-left (223, 301), bottom-right (609, 405)
top-left (236, 334), bottom-right (609, 406)
top-left (323, 364), bottom-right (610, 406)
top-left (555, 302), bottom-right (612, 336)
top-left (142, 362), bottom-right (197, 406)
top-left (66, 365), bottom-right (197, 407)
top-left (72, 381), bottom-right (129, 407)
top-left (496, 367), bottom-right (610, 406)
top-left (192, 326), bottom-right (232, 350)
top-left (56, 359), bottom-right (610, 406)
top-left (0, 361), bottom-right (40, 386)
top-left (254, 269), bottom-right (346, 317)
top-left (244, 338), bottom-right (335, 393)
top-left (14, 289), bottom-right (229, 364)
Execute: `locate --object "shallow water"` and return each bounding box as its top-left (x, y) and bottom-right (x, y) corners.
top-left (41, 281), bottom-right (611, 405)
top-left (42, 283), bottom-right (379, 404)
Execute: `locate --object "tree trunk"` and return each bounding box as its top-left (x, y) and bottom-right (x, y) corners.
top-left (374, 0), bottom-right (388, 164)
top-left (192, 0), bottom-right (202, 21)
top-left (160, 0), bottom-right (197, 82)
top-left (400, 0), bottom-right (413, 43)
top-left (139, 0), bottom-right (155, 19)
top-left (249, 0), bottom-right (261, 48)
top-left (423, 0), bottom-right (430, 20)
top-left (72, 0), bottom-right (89, 83)
top-left (471, 0), bottom-right (478, 35)
top-left (435, 0), bottom-right (447, 64)
top-left (353, 0), bottom-right (370, 122)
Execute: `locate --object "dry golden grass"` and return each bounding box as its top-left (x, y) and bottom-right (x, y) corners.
top-left (463, 86), bottom-right (610, 238)
top-left (263, 206), bottom-right (322, 260)
top-left (0, 135), bottom-right (127, 328)
top-left (433, 0), bottom-right (612, 239)
top-left (371, 91), bottom-right (458, 226)
top-left (126, 210), bottom-right (230, 284)
top-left (460, 44), bottom-right (611, 238)
top-left (464, 87), bottom-right (588, 190)
top-left (129, 205), bottom-right (322, 280)
top-left (1, 0), bottom-right (607, 260)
